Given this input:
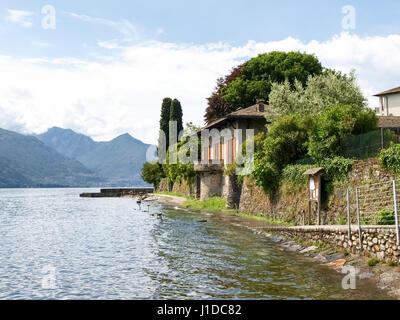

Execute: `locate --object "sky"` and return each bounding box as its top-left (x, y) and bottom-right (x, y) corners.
top-left (1, 0), bottom-right (400, 144)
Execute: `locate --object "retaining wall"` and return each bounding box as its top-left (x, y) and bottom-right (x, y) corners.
top-left (264, 225), bottom-right (400, 263)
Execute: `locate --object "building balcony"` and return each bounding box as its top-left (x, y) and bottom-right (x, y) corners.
top-left (194, 160), bottom-right (224, 172)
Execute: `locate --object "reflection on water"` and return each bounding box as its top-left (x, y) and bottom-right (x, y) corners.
top-left (0, 188), bottom-right (389, 299)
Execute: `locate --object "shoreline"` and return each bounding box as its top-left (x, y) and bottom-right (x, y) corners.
top-left (146, 193), bottom-right (400, 299)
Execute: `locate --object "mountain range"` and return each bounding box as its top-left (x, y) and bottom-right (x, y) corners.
top-left (0, 127), bottom-right (152, 188)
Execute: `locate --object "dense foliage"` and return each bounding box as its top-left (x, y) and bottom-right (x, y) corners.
top-left (376, 209), bottom-right (395, 225)
top-left (318, 157), bottom-right (354, 181)
top-left (204, 51), bottom-right (323, 124)
top-left (268, 70), bottom-right (367, 118)
top-left (263, 114), bottom-right (313, 170)
top-left (170, 99), bottom-right (184, 138)
top-left (378, 143), bottom-right (400, 175)
top-left (308, 105), bottom-right (378, 162)
top-left (141, 161), bottom-right (165, 188)
top-left (158, 97), bottom-right (172, 152)
top-left (158, 97), bottom-right (184, 155)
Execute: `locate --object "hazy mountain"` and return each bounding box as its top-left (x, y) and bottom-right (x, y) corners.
top-left (37, 127), bottom-right (97, 159)
top-left (0, 128), bottom-right (103, 187)
top-left (37, 128), bottom-right (152, 187)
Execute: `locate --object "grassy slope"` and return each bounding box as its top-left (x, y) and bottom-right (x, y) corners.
top-left (182, 196), bottom-right (294, 226)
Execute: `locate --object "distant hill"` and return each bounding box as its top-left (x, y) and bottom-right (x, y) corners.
top-left (0, 128), bottom-right (103, 187)
top-left (37, 127), bottom-right (152, 187)
top-left (37, 127), bottom-right (97, 159)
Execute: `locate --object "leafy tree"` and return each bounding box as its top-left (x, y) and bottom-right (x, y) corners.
top-left (252, 115), bottom-right (313, 195)
top-left (252, 156), bottom-right (280, 196)
top-left (158, 97), bottom-right (172, 152)
top-left (141, 161), bottom-right (165, 188)
top-left (263, 114), bottom-right (314, 170)
top-left (268, 70), bottom-right (367, 118)
top-left (163, 140), bottom-right (196, 185)
top-left (220, 51), bottom-right (322, 111)
top-left (204, 51), bottom-right (322, 124)
top-left (205, 65), bottom-right (243, 124)
top-left (308, 105), bottom-right (378, 161)
top-left (170, 98), bottom-right (183, 140)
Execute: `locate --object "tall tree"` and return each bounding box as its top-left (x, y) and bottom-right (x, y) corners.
top-left (158, 97), bottom-right (172, 154)
top-left (205, 65), bottom-right (243, 124)
top-left (170, 98), bottom-right (183, 140)
top-left (268, 70), bottom-right (367, 118)
top-left (204, 51), bottom-right (323, 124)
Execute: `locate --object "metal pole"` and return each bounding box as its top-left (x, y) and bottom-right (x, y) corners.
top-left (346, 188), bottom-right (351, 240)
top-left (355, 187), bottom-right (363, 250)
top-left (393, 180), bottom-right (400, 245)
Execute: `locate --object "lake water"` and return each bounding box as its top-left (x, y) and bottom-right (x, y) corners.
top-left (0, 188), bottom-right (389, 299)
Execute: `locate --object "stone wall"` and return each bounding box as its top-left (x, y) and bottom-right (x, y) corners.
top-left (156, 178), bottom-right (170, 193)
top-left (239, 176), bottom-right (308, 225)
top-left (239, 158), bottom-right (395, 225)
top-left (264, 225), bottom-right (400, 263)
top-left (156, 178), bottom-right (195, 197)
top-left (223, 175), bottom-right (240, 209)
top-left (172, 179), bottom-right (193, 197)
top-left (199, 171), bottom-right (223, 200)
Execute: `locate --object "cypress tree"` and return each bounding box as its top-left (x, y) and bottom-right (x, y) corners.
top-left (170, 98), bottom-right (183, 139)
top-left (158, 97), bottom-right (172, 155)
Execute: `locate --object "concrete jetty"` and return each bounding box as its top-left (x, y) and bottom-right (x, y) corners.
top-left (80, 187), bottom-right (153, 198)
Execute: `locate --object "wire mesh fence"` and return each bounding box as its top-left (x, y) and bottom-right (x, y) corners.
top-left (340, 128), bottom-right (400, 159)
top-left (347, 180), bottom-right (400, 248)
top-left (355, 181), bottom-right (398, 226)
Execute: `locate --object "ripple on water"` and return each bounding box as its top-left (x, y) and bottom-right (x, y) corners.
top-left (0, 188), bottom-right (391, 300)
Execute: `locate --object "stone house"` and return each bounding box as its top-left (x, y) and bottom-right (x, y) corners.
top-left (194, 100), bottom-right (268, 207)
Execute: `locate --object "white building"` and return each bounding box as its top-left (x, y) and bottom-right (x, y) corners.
top-left (375, 86), bottom-right (400, 116)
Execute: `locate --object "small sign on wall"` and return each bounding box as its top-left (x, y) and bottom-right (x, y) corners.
top-left (303, 167), bottom-right (324, 225)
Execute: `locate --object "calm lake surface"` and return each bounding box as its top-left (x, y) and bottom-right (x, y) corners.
top-left (0, 188), bottom-right (389, 299)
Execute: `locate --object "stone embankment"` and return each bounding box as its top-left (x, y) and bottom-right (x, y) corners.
top-left (80, 187), bottom-right (153, 198)
top-left (262, 225), bottom-right (399, 263)
top-left (254, 224), bottom-right (400, 298)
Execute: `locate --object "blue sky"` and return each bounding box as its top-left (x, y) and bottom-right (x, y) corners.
top-left (1, 0), bottom-right (400, 58)
top-left (0, 1), bottom-right (400, 143)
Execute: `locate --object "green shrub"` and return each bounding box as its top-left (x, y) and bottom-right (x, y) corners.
top-left (281, 164), bottom-right (313, 193)
top-left (376, 209), bottom-right (395, 225)
top-left (319, 156), bottom-right (354, 182)
top-left (308, 105), bottom-right (378, 162)
top-left (141, 161), bottom-right (165, 188)
top-left (252, 159), bottom-right (280, 195)
top-left (379, 143), bottom-right (400, 175)
top-left (263, 114), bottom-right (313, 171)
top-left (368, 258), bottom-right (380, 267)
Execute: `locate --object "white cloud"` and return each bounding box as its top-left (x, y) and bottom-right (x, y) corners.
top-left (5, 9), bottom-right (34, 28)
top-left (0, 33), bottom-right (399, 144)
top-left (64, 12), bottom-right (138, 38)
